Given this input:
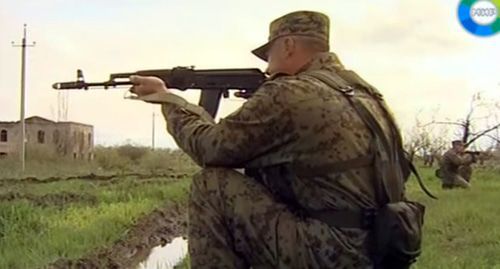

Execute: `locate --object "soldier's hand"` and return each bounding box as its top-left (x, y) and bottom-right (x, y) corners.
top-left (129, 75), bottom-right (169, 97)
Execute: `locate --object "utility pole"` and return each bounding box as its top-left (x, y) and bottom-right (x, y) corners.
top-left (12, 24), bottom-right (36, 172)
top-left (152, 112), bottom-right (156, 150)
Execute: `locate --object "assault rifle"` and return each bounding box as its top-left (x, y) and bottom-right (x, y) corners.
top-left (52, 67), bottom-right (267, 117)
top-left (464, 150), bottom-right (482, 163)
top-left (464, 150), bottom-right (481, 156)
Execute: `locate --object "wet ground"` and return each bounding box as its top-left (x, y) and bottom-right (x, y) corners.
top-left (46, 203), bottom-right (187, 269)
top-left (0, 172), bottom-right (189, 186)
top-left (0, 191), bottom-right (98, 208)
top-left (1, 171), bottom-right (191, 269)
top-left (137, 237), bottom-right (188, 269)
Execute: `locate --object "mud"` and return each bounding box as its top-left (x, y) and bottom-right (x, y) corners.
top-left (45, 202), bottom-right (187, 269)
top-left (0, 191), bottom-right (98, 208)
top-left (97, 176), bottom-right (187, 187)
top-left (138, 236), bottom-right (188, 269)
top-left (0, 172), bottom-right (190, 186)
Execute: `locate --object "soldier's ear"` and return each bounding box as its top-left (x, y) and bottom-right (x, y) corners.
top-left (283, 37), bottom-right (296, 57)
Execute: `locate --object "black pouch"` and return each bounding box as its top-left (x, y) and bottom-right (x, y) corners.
top-left (372, 201), bottom-right (426, 269)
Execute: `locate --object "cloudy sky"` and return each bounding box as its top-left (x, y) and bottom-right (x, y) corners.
top-left (1, 0), bottom-right (499, 148)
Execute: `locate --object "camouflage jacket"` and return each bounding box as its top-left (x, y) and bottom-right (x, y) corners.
top-left (440, 148), bottom-right (471, 177)
top-left (142, 52), bottom-right (400, 212)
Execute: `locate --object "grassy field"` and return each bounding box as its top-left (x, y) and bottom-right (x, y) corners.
top-left (0, 147), bottom-right (196, 269)
top-left (408, 167), bottom-right (500, 268)
top-left (0, 151), bottom-right (499, 268)
top-left (0, 176), bottom-right (190, 269)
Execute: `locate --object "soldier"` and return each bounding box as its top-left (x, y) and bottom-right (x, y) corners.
top-left (130, 11), bottom-right (413, 268)
top-left (439, 140), bottom-right (472, 189)
top-left (423, 152), bottom-right (434, 167)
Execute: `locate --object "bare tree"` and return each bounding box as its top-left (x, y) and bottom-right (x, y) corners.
top-left (404, 118), bottom-right (430, 162)
top-left (426, 93), bottom-right (500, 149)
top-left (404, 115), bottom-right (448, 164)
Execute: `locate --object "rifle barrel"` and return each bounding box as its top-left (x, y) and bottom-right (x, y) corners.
top-left (53, 80), bottom-right (132, 90)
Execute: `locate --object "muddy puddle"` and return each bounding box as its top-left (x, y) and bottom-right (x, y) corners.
top-left (46, 203), bottom-right (187, 269)
top-left (137, 237), bottom-right (188, 269)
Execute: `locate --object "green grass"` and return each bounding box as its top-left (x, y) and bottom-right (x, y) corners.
top-left (407, 167), bottom-right (500, 268)
top-left (0, 178), bottom-right (190, 269)
top-left (0, 146), bottom-right (198, 180)
top-left (0, 158), bottom-right (97, 179)
top-left (0, 165), bottom-right (499, 269)
top-left (174, 255), bottom-right (191, 269)
top-left (0, 176), bottom-right (187, 202)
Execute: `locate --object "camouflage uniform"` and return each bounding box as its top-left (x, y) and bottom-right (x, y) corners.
top-left (459, 151), bottom-right (481, 182)
top-left (439, 148), bottom-right (471, 189)
top-left (141, 11), bottom-right (403, 269)
top-left (458, 162), bottom-right (473, 183)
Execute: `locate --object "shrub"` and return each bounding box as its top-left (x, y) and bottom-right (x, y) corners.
top-left (116, 144), bottom-right (149, 164)
top-left (140, 149), bottom-right (180, 173)
top-left (25, 144), bottom-right (59, 162)
top-left (93, 146), bottom-right (131, 173)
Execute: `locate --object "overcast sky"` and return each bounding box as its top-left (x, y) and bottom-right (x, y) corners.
top-left (1, 0), bottom-right (499, 148)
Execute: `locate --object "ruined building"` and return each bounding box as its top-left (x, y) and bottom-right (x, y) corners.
top-left (0, 116), bottom-right (93, 160)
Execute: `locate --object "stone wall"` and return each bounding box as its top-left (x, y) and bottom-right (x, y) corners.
top-left (0, 123), bottom-right (19, 156)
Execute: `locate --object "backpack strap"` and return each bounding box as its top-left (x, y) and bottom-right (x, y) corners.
top-left (306, 70), bottom-right (437, 201)
top-left (335, 70), bottom-right (437, 199)
top-left (306, 70), bottom-right (398, 204)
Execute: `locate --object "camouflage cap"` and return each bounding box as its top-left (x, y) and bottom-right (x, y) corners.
top-left (252, 11), bottom-right (330, 61)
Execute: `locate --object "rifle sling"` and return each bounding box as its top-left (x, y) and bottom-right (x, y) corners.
top-left (408, 160), bottom-right (438, 199)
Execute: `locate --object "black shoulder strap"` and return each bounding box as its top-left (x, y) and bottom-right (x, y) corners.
top-left (335, 70), bottom-right (437, 199)
top-left (307, 70), bottom-right (437, 200)
top-left (307, 70), bottom-right (398, 204)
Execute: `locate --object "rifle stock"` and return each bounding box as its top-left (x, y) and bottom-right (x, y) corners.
top-left (52, 67), bottom-right (266, 117)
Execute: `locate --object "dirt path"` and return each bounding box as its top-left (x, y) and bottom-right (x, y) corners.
top-left (45, 202), bottom-right (187, 269)
top-left (0, 191), bottom-right (98, 208)
top-left (0, 172), bottom-right (190, 186)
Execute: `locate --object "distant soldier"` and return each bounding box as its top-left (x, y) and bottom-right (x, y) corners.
top-left (439, 140), bottom-right (473, 189)
top-left (423, 153), bottom-right (434, 167)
